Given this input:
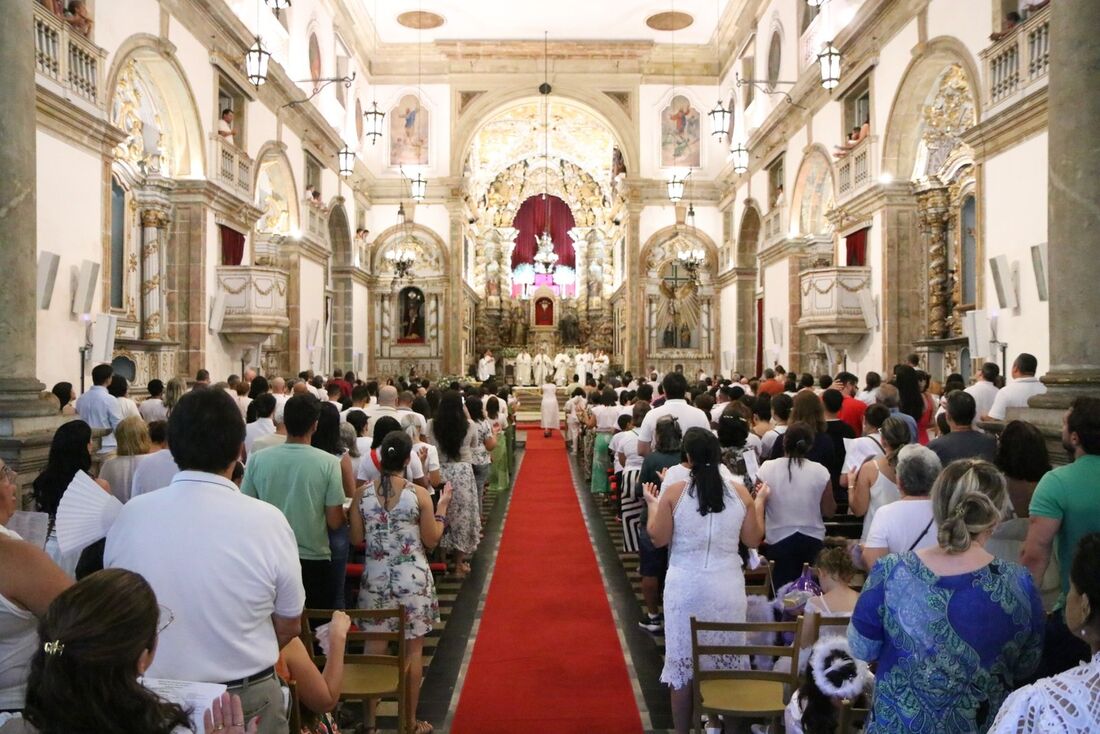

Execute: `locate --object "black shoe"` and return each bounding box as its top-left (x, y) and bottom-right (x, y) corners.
top-left (638, 613), bottom-right (664, 634)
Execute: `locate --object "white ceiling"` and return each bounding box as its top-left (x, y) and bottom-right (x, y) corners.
top-left (367, 1), bottom-right (728, 44)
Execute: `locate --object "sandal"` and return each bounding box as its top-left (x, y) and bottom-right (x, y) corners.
top-left (415, 720), bottom-right (434, 734)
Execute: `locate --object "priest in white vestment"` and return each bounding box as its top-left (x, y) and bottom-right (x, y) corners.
top-left (575, 350), bottom-right (593, 384)
top-left (553, 352), bottom-right (572, 386)
top-left (515, 350), bottom-right (533, 386)
top-left (532, 350), bottom-right (553, 386)
top-left (477, 351), bottom-right (496, 382)
top-left (593, 349), bottom-right (610, 381)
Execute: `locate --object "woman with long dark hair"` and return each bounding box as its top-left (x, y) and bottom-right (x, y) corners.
top-left (311, 402), bottom-right (355, 609)
top-left (50, 383), bottom-right (76, 416)
top-left (756, 422), bottom-right (837, 587)
top-left (893, 365), bottom-right (926, 437)
top-left (642, 427), bottom-right (763, 734)
top-left (849, 415), bottom-right (910, 547)
top-left (426, 390), bottom-right (481, 577)
top-left (350, 431), bottom-right (450, 734)
top-left (32, 420), bottom-right (107, 577)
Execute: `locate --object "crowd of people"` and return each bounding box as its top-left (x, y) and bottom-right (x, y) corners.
top-left (552, 353), bottom-right (1100, 734)
top-left (0, 363), bottom-right (518, 734)
top-left (1, 348), bottom-right (1098, 733)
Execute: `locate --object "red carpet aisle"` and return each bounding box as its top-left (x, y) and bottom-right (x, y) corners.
top-left (449, 428), bottom-right (643, 734)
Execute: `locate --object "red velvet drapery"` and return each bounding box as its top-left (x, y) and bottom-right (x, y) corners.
top-left (220, 225), bottom-right (246, 266)
top-left (845, 227), bottom-right (868, 267)
top-left (511, 194), bottom-right (576, 270)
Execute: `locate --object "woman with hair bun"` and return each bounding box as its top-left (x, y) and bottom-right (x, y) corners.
top-left (849, 459), bottom-right (1044, 734)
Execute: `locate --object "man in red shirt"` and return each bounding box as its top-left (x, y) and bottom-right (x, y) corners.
top-left (757, 368), bottom-right (785, 397)
top-left (835, 371), bottom-right (866, 437)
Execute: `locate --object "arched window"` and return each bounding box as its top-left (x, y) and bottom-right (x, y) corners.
top-left (960, 195), bottom-right (977, 305)
top-left (110, 177), bottom-right (126, 309)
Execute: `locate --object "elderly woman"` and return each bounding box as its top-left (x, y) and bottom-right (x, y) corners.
top-left (849, 459), bottom-right (1044, 734)
top-left (990, 533), bottom-right (1100, 733)
top-left (98, 416), bottom-right (152, 504)
top-left (861, 444), bottom-right (943, 567)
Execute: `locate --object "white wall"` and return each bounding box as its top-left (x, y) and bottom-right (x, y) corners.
top-left (761, 259), bottom-right (790, 368)
top-left (297, 257), bottom-right (327, 371)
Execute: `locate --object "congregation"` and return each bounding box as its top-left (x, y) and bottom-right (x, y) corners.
top-left (1, 351), bottom-right (1099, 734)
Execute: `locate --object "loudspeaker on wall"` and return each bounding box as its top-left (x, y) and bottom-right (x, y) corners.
top-left (37, 251), bottom-right (60, 310)
top-left (89, 314), bottom-right (118, 364)
top-left (71, 260), bottom-right (100, 315)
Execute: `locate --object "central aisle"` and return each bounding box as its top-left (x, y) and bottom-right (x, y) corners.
top-left (449, 429), bottom-right (643, 734)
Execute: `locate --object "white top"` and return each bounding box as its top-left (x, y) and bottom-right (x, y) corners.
top-left (965, 380), bottom-right (1001, 421)
top-left (635, 399), bottom-right (711, 445)
top-left (988, 376), bottom-right (1047, 420)
top-left (863, 499), bottom-right (937, 553)
top-left (117, 396), bottom-right (141, 421)
top-left (99, 454), bottom-right (144, 503)
top-left (592, 405), bottom-right (621, 432)
top-left (662, 462), bottom-right (738, 489)
top-left (74, 385), bottom-right (122, 452)
top-left (757, 457), bottom-right (830, 543)
top-left (105, 471), bottom-right (305, 682)
top-left (397, 407), bottom-right (428, 439)
top-left (990, 652), bottom-right (1100, 734)
top-left (0, 528), bottom-right (36, 711)
top-left (760, 425), bottom-right (787, 458)
top-left (613, 429), bottom-right (644, 472)
top-left (273, 393), bottom-right (290, 424)
top-left (139, 398), bottom-right (168, 423)
top-left (860, 464), bottom-right (901, 543)
top-left (477, 356), bottom-right (496, 381)
top-left (244, 417), bottom-right (276, 455)
top-left (251, 433), bottom-right (287, 455)
top-left (129, 449), bottom-right (180, 499)
top-left (217, 117), bottom-right (235, 146)
top-left (710, 401), bottom-right (729, 424)
top-left (415, 441), bottom-right (441, 474)
top-left (355, 446), bottom-right (425, 485)
top-left (365, 406), bottom-right (401, 437)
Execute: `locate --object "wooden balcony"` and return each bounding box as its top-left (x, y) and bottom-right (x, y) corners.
top-left (980, 4), bottom-right (1050, 114)
top-left (33, 3), bottom-right (107, 111)
top-left (210, 134), bottom-right (254, 201)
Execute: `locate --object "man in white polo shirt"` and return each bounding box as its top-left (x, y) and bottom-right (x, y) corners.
top-left (75, 363), bottom-right (122, 454)
top-left (988, 352), bottom-right (1047, 421)
top-left (106, 388), bottom-right (304, 734)
top-left (636, 372), bottom-right (711, 457)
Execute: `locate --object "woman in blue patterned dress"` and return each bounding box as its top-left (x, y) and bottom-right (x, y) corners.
top-left (350, 431), bottom-right (452, 734)
top-left (849, 459), bottom-right (1044, 734)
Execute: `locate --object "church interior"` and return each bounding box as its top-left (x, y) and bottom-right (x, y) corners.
top-left (3, 0), bottom-right (1099, 732)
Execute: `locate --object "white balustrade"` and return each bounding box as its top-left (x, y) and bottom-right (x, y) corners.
top-left (981, 5), bottom-right (1050, 113)
top-left (33, 3), bottom-right (106, 108)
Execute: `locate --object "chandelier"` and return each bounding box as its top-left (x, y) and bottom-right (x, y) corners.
top-left (534, 31), bottom-right (558, 277)
top-left (386, 203), bottom-right (417, 282)
top-left (678, 247), bottom-right (706, 277)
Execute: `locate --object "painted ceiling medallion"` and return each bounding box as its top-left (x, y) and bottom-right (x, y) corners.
top-left (645, 11), bottom-right (693, 32)
top-left (397, 10), bottom-right (445, 30)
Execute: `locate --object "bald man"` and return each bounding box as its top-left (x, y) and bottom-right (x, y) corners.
top-left (292, 381), bottom-right (311, 396)
top-left (270, 377), bottom-right (289, 425)
top-left (366, 385), bottom-right (400, 435)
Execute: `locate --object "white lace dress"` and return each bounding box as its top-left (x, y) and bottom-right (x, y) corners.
top-left (661, 482), bottom-right (748, 689)
top-left (989, 651), bottom-right (1100, 733)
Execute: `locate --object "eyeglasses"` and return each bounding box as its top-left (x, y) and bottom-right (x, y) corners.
top-left (158, 604), bottom-right (175, 635)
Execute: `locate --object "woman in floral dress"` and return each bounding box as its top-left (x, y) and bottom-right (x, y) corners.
top-left (426, 390), bottom-right (485, 578)
top-left (350, 430), bottom-right (451, 734)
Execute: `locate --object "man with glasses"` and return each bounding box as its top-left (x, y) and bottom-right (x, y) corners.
top-left (835, 371), bottom-right (867, 437)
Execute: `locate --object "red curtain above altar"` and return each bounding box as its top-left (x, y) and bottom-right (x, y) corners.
top-left (511, 194), bottom-right (577, 270)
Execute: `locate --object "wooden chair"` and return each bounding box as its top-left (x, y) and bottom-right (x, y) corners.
top-left (809, 612), bottom-right (852, 644)
top-left (743, 559), bottom-right (775, 598)
top-left (286, 679), bottom-right (302, 733)
top-left (690, 615), bottom-right (804, 734)
top-left (836, 697), bottom-right (871, 733)
top-left (300, 607), bottom-right (410, 734)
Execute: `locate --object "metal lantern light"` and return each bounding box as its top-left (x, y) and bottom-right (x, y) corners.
top-left (667, 174), bottom-right (687, 203)
top-left (730, 143), bottom-right (749, 174)
top-left (409, 172), bottom-right (427, 202)
top-left (363, 101), bottom-right (385, 145)
top-left (708, 98), bottom-right (731, 142)
top-left (337, 145), bottom-right (355, 177)
top-left (244, 38), bottom-right (271, 87)
top-left (806, 0), bottom-right (828, 7)
top-left (818, 42), bottom-right (842, 91)
top-left (264, 0), bottom-right (291, 9)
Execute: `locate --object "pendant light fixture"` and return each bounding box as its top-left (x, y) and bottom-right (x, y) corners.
top-left (707, 0), bottom-right (731, 142)
top-left (729, 142), bottom-right (749, 174)
top-left (337, 144), bottom-right (355, 177)
top-left (533, 32), bottom-right (559, 276)
top-left (363, 0), bottom-right (385, 145)
top-left (245, 0), bottom-right (271, 87)
top-left (264, 0), bottom-right (290, 12)
top-left (806, 0), bottom-right (828, 7)
top-left (408, 0), bottom-right (428, 201)
top-left (665, 0), bottom-right (690, 203)
top-left (818, 42), bottom-right (842, 90)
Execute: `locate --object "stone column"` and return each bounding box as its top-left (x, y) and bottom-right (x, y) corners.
top-left (496, 226), bottom-right (518, 299)
top-left (915, 187), bottom-right (951, 341)
top-left (1034, 0), bottom-right (1100, 404)
top-left (140, 209), bottom-right (169, 340)
top-left (0, 2), bottom-right (65, 494)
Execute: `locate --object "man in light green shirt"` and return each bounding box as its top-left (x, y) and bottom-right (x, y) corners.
top-left (242, 394), bottom-right (346, 609)
top-left (1021, 396), bottom-right (1100, 677)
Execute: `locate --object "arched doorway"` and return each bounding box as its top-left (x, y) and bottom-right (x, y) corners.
top-left (328, 203), bottom-right (353, 372)
top-left (735, 204), bottom-right (763, 376)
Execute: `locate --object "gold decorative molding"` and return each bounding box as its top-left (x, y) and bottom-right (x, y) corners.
top-left (960, 87), bottom-right (1047, 163)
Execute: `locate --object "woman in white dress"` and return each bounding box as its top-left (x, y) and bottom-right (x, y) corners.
top-left (564, 387), bottom-right (587, 453)
top-left (643, 427), bottom-right (764, 734)
top-left (540, 382), bottom-right (560, 438)
top-left (848, 416), bottom-right (910, 545)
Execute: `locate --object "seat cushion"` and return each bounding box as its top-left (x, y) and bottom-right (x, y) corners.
top-left (698, 678), bottom-right (786, 714)
top-left (340, 663), bottom-right (400, 697)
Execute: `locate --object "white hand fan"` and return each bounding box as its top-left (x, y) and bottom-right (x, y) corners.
top-left (56, 471), bottom-right (123, 554)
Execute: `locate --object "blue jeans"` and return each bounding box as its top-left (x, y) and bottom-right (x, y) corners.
top-left (327, 524), bottom-right (349, 609)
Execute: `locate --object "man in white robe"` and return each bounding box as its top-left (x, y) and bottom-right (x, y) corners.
top-left (532, 349), bottom-right (553, 385)
top-left (553, 352), bottom-right (572, 386)
top-left (575, 350), bottom-right (593, 384)
top-left (593, 349), bottom-right (610, 382)
top-left (477, 351), bottom-right (496, 382)
top-left (515, 350), bottom-right (533, 386)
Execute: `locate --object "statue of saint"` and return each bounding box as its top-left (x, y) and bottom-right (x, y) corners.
top-left (510, 303), bottom-right (528, 345)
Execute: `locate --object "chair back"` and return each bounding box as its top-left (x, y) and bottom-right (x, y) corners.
top-left (287, 679), bottom-right (301, 733)
top-left (300, 607), bottom-right (406, 676)
top-left (836, 697), bottom-right (870, 733)
top-left (743, 560), bottom-right (775, 598)
top-left (690, 615), bottom-right (804, 691)
top-left (809, 613), bottom-right (851, 645)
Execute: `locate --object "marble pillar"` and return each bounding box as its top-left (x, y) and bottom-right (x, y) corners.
top-left (0, 1), bottom-right (66, 496)
top-left (1034, 0), bottom-right (1100, 405)
top-left (915, 187), bottom-right (951, 341)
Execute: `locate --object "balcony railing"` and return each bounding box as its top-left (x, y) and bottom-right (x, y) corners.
top-left (216, 266), bottom-right (289, 336)
top-left (836, 135), bottom-right (878, 205)
top-left (33, 3), bottom-right (107, 109)
top-left (762, 205), bottom-right (787, 247)
top-left (306, 203), bottom-right (327, 242)
top-left (798, 266), bottom-right (872, 337)
top-left (210, 135), bottom-right (254, 200)
top-left (981, 4), bottom-right (1050, 113)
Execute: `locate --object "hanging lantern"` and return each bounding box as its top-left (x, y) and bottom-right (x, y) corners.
top-left (667, 173), bottom-right (687, 203)
top-left (708, 98), bottom-right (731, 142)
top-left (730, 143), bottom-right (749, 174)
top-left (264, 0), bottom-right (291, 9)
top-left (409, 172), bottom-right (427, 202)
top-left (244, 38), bottom-right (271, 87)
top-left (818, 42), bottom-right (842, 90)
top-left (337, 145), bottom-right (355, 177)
top-left (806, 0), bottom-right (828, 7)
top-left (363, 100), bottom-right (385, 145)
